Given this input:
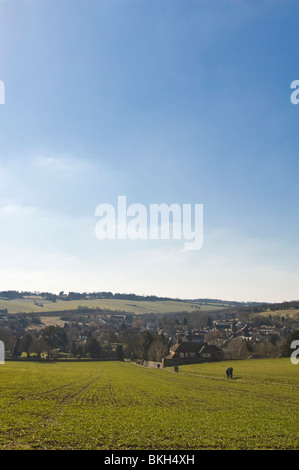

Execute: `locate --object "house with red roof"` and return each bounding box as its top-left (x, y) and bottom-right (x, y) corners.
top-left (162, 337), bottom-right (223, 367)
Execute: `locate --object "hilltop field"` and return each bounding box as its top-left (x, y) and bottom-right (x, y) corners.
top-left (0, 296), bottom-right (232, 315)
top-left (0, 358), bottom-right (298, 450)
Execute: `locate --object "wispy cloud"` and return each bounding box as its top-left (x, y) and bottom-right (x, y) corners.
top-left (32, 154), bottom-right (93, 175)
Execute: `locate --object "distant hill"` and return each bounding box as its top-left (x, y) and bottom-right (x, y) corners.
top-left (0, 290), bottom-right (297, 321)
top-left (0, 290), bottom-right (259, 315)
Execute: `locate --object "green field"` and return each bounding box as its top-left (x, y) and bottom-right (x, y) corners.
top-left (253, 308), bottom-right (299, 319)
top-left (0, 297), bottom-right (227, 315)
top-left (0, 359), bottom-right (298, 450)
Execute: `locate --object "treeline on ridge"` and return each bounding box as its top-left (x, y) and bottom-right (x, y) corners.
top-left (0, 290), bottom-right (181, 303)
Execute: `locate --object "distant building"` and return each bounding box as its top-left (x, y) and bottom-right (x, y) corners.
top-left (214, 321), bottom-right (231, 331)
top-left (162, 337), bottom-right (223, 367)
top-left (186, 331), bottom-right (205, 342)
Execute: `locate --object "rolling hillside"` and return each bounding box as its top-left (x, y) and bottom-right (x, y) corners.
top-left (0, 292), bottom-right (248, 315)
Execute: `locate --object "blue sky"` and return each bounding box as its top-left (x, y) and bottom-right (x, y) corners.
top-left (0, 0), bottom-right (299, 302)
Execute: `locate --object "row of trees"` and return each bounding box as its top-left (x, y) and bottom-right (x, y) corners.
top-left (223, 332), bottom-right (298, 360)
top-left (0, 290), bottom-right (177, 303)
top-left (12, 326), bottom-right (69, 358)
top-left (11, 326), bottom-right (117, 359)
top-left (8, 326), bottom-right (170, 362)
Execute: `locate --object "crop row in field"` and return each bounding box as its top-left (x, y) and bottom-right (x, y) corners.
top-left (0, 358), bottom-right (298, 450)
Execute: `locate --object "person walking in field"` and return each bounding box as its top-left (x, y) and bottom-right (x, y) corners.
top-left (226, 367), bottom-right (233, 379)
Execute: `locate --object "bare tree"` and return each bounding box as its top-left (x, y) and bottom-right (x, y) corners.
top-left (225, 337), bottom-right (249, 360)
top-left (147, 338), bottom-right (169, 362)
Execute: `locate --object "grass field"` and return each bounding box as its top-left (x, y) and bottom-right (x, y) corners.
top-left (0, 297), bottom-right (228, 315)
top-left (0, 358), bottom-right (298, 450)
top-left (253, 308), bottom-right (299, 319)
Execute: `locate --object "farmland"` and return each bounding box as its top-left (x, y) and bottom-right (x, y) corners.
top-left (0, 358), bottom-right (298, 450)
top-left (0, 296), bottom-right (230, 315)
